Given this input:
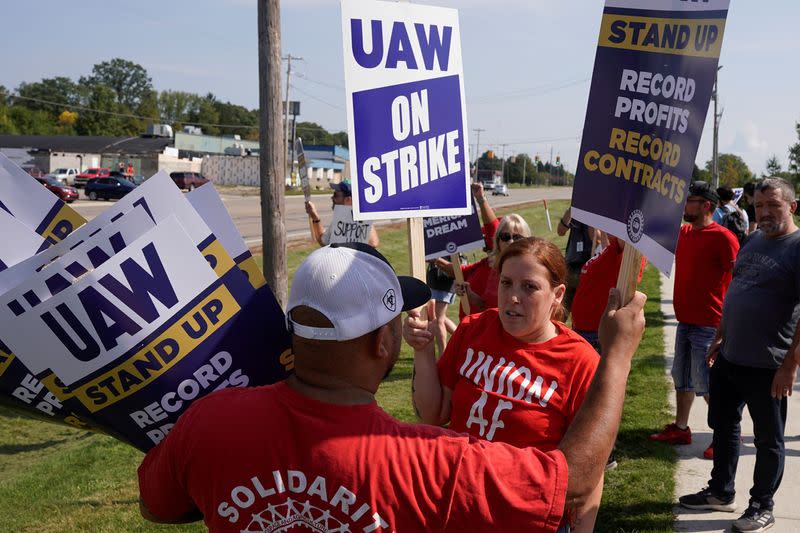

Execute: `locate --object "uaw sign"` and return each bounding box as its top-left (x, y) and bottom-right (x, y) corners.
top-left (342, 0), bottom-right (471, 220)
top-left (570, 0), bottom-right (729, 273)
top-left (0, 220), bottom-right (289, 451)
top-left (0, 154), bottom-right (86, 250)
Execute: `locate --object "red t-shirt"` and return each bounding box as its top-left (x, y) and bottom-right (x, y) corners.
top-left (571, 241), bottom-right (646, 332)
top-left (139, 381), bottom-right (567, 532)
top-left (674, 223), bottom-right (739, 327)
top-left (438, 310), bottom-right (599, 451)
top-left (460, 258), bottom-right (498, 321)
top-left (483, 218), bottom-right (500, 250)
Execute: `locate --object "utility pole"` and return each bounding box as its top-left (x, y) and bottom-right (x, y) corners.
top-left (258, 0), bottom-right (287, 307)
top-left (499, 143), bottom-right (509, 184)
top-left (283, 54), bottom-right (302, 186)
top-left (472, 128), bottom-right (485, 180)
top-left (712, 65), bottom-right (723, 188)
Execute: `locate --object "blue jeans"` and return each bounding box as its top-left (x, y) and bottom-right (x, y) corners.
top-left (672, 323), bottom-right (715, 395)
top-left (708, 355), bottom-right (786, 510)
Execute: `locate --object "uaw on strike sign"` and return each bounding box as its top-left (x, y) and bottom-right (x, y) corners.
top-left (571, 0), bottom-right (729, 274)
top-left (342, 0), bottom-right (471, 220)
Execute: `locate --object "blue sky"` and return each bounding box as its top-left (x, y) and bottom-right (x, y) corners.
top-left (2, 0), bottom-right (798, 175)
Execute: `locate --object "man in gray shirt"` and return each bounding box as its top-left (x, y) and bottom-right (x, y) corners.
top-left (679, 178), bottom-right (800, 532)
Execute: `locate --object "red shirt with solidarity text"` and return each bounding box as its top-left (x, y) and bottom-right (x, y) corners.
top-left (138, 382), bottom-right (568, 532)
top-left (571, 240), bottom-right (646, 332)
top-left (438, 310), bottom-right (599, 450)
top-left (674, 223), bottom-right (739, 327)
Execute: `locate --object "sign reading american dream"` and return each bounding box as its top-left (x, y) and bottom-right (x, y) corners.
top-left (0, 154), bottom-right (86, 250)
top-left (570, 0), bottom-right (729, 273)
top-left (341, 0), bottom-right (470, 220)
top-left (423, 202), bottom-right (484, 260)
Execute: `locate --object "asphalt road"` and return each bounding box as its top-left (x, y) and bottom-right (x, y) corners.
top-left (70, 186), bottom-right (573, 246)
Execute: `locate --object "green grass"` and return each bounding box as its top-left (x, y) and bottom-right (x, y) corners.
top-left (0, 198), bottom-right (675, 531)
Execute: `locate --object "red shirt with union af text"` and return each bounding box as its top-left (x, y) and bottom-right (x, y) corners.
top-left (438, 309), bottom-right (599, 450)
top-left (138, 381), bottom-right (568, 532)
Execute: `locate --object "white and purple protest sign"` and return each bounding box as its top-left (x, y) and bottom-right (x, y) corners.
top-left (341, 0), bottom-right (470, 221)
top-left (0, 219), bottom-right (289, 451)
top-left (0, 154), bottom-right (86, 249)
top-left (326, 205), bottom-right (374, 245)
top-left (0, 208), bottom-right (45, 272)
top-left (570, 0), bottom-right (730, 273)
top-left (423, 203), bottom-right (484, 260)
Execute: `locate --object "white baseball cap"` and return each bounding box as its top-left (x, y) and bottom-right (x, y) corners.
top-left (287, 243), bottom-right (431, 341)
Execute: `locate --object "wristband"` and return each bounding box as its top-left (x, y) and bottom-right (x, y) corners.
top-left (312, 218), bottom-right (321, 224)
top-left (559, 218), bottom-right (568, 227)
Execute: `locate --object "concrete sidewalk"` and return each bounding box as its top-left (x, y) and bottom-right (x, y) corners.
top-left (659, 272), bottom-right (800, 532)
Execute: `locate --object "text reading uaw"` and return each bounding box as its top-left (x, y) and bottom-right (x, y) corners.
top-left (351, 19), bottom-right (461, 204)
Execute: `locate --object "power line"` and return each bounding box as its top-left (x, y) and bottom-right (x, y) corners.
top-left (294, 72), bottom-right (344, 92)
top-left (290, 84), bottom-right (345, 111)
top-left (9, 93), bottom-right (261, 131)
top-left (470, 77), bottom-right (590, 104)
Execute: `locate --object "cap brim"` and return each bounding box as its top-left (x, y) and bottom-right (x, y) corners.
top-left (398, 276), bottom-right (431, 312)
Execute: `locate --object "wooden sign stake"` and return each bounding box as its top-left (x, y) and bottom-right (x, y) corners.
top-left (450, 253), bottom-right (470, 315)
top-left (615, 242), bottom-right (643, 306)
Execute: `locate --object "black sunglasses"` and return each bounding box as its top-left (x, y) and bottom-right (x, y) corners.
top-left (499, 232), bottom-right (525, 242)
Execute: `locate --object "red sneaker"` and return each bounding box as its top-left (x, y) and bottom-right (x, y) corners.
top-left (649, 423), bottom-right (692, 445)
top-left (703, 445), bottom-right (713, 460)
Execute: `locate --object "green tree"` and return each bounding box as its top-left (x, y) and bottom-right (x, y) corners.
top-left (476, 150), bottom-right (502, 172)
top-left (295, 122), bottom-right (334, 145)
top-left (765, 155), bottom-right (782, 177)
top-left (214, 100), bottom-right (257, 138)
top-left (8, 106), bottom-right (55, 135)
top-left (0, 85), bottom-right (14, 134)
top-left (789, 122), bottom-right (800, 179)
top-left (186, 93), bottom-right (220, 136)
top-left (692, 163), bottom-right (711, 182)
top-left (158, 90), bottom-right (197, 127)
top-left (76, 85), bottom-right (121, 136)
top-left (83, 58), bottom-right (153, 110)
top-left (16, 76), bottom-right (81, 114)
top-left (506, 154), bottom-right (537, 185)
top-left (705, 153), bottom-right (754, 187)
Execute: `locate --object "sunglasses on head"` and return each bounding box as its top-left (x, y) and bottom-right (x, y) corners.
top-left (499, 232), bottom-right (525, 242)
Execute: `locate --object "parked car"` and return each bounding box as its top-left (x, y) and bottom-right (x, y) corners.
top-left (21, 164), bottom-right (44, 178)
top-left (170, 171), bottom-right (209, 191)
top-left (49, 167), bottom-right (80, 186)
top-left (74, 167), bottom-right (111, 188)
top-left (85, 176), bottom-right (136, 201)
top-left (35, 176), bottom-right (79, 203)
top-left (492, 183), bottom-right (509, 196)
top-left (131, 175), bottom-right (146, 186)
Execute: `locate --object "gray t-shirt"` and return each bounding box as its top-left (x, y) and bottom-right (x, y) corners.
top-left (721, 229), bottom-right (800, 368)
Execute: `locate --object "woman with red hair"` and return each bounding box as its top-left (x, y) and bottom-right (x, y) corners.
top-left (405, 237), bottom-right (603, 532)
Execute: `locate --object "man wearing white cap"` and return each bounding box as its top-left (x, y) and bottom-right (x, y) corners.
top-left (138, 243), bottom-right (646, 532)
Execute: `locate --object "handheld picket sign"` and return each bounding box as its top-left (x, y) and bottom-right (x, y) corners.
top-left (187, 184), bottom-right (267, 289)
top-left (422, 203), bottom-right (483, 260)
top-left (423, 203), bottom-right (482, 315)
top-left (0, 208), bottom-right (45, 272)
top-left (0, 154), bottom-right (86, 249)
top-left (341, 0), bottom-right (470, 221)
top-left (570, 0), bottom-right (730, 284)
top-left (0, 218), bottom-right (289, 451)
top-left (327, 205), bottom-right (374, 245)
top-left (295, 138), bottom-right (316, 242)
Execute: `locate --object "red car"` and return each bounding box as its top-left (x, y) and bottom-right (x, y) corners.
top-left (74, 167), bottom-right (110, 188)
top-left (170, 171), bottom-right (209, 191)
top-left (35, 176), bottom-right (79, 203)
